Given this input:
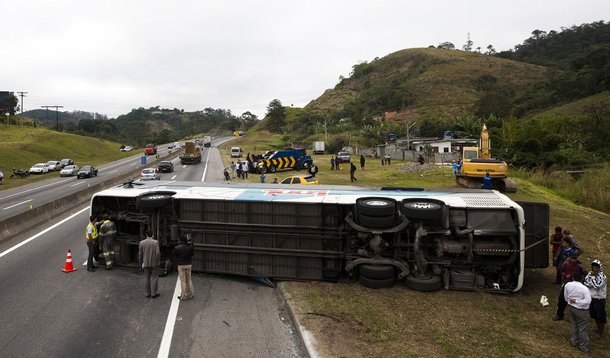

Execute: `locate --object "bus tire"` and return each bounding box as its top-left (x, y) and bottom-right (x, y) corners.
top-left (359, 275), bottom-right (395, 289)
top-left (404, 274), bottom-right (442, 292)
top-left (136, 191), bottom-right (175, 211)
top-left (356, 197), bottom-right (396, 217)
top-left (357, 213), bottom-right (395, 229)
top-left (401, 199), bottom-right (444, 220)
top-left (359, 264), bottom-right (395, 279)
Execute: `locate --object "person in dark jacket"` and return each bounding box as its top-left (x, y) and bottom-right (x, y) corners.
top-left (350, 162), bottom-right (357, 182)
top-left (554, 253), bottom-right (587, 321)
top-left (172, 235), bottom-right (194, 300)
top-left (360, 155), bottom-right (365, 170)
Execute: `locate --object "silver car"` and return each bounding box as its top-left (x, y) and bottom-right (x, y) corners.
top-left (139, 168), bottom-right (161, 180)
top-left (60, 165), bottom-right (80, 177)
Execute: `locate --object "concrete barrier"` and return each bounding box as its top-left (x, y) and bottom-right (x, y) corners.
top-left (0, 151), bottom-right (181, 244)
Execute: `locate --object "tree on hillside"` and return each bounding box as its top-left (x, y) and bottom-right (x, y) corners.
top-left (438, 42), bottom-right (455, 50)
top-left (463, 33), bottom-right (473, 51)
top-left (239, 111), bottom-right (258, 129)
top-left (485, 45), bottom-right (496, 55)
top-left (265, 99), bottom-right (285, 133)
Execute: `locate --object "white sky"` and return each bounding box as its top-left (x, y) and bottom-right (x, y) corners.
top-left (3, 0), bottom-right (608, 119)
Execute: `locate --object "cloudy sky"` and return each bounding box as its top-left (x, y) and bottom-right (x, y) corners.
top-left (3, 0), bottom-right (608, 119)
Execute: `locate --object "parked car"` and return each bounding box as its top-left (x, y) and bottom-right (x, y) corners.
top-left (158, 161), bottom-right (174, 173)
top-left (60, 165), bottom-right (80, 177)
top-left (336, 151), bottom-right (351, 163)
top-left (280, 175), bottom-right (319, 185)
top-left (139, 168), bottom-right (161, 180)
top-left (47, 160), bottom-right (62, 171)
top-left (77, 165), bottom-right (98, 179)
top-left (29, 163), bottom-right (50, 174)
top-left (120, 145), bottom-right (133, 152)
top-left (60, 158), bottom-right (74, 168)
top-left (231, 147), bottom-right (242, 158)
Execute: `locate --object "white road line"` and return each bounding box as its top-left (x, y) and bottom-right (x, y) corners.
top-left (70, 181), bottom-right (86, 187)
top-left (157, 279), bottom-right (182, 358)
top-left (171, 175), bottom-right (177, 180)
top-left (2, 199), bottom-right (33, 210)
top-left (201, 148), bottom-right (211, 182)
top-left (0, 179), bottom-right (72, 200)
top-left (0, 206), bottom-right (90, 258)
top-left (108, 170), bottom-right (118, 174)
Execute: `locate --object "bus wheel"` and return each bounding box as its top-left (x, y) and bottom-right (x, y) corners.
top-left (356, 197), bottom-right (396, 217)
top-left (404, 274), bottom-right (442, 292)
top-left (136, 191), bottom-right (175, 211)
top-left (359, 264), bottom-right (395, 279)
top-left (400, 199), bottom-right (444, 220)
top-left (359, 275), bottom-right (395, 289)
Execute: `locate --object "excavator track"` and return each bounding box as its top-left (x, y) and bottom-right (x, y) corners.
top-left (456, 176), bottom-right (518, 193)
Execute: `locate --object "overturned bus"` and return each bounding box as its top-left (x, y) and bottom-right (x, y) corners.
top-left (90, 182), bottom-right (549, 293)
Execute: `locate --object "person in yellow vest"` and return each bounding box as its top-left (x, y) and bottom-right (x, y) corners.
top-left (86, 215), bottom-right (99, 272)
top-left (99, 214), bottom-right (117, 270)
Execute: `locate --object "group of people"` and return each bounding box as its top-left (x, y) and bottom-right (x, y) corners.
top-left (85, 214), bottom-right (117, 272)
top-left (85, 217), bottom-right (195, 301)
top-left (550, 226), bottom-right (607, 354)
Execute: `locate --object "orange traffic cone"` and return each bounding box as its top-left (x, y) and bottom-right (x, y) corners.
top-left (61, 249), bottom-right (78, 272)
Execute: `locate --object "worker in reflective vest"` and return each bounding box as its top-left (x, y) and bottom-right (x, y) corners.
top-left (85, 215), bottom-right (99, 272)
top-left (99, 215), bottom-right (117, 270)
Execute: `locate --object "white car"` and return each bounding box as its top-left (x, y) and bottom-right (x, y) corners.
top-left (60, 165), bottom-right (80, 177)
top-left (29, 163), bottom-right (50, 174)
top-left (139, 168), bottom-right (161, 181)
top-left (120, 146), bottom-right (133, 152)
top-left (47, 160), bottom-right (61, 171)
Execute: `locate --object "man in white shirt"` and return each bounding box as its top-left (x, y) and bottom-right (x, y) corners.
top-left (564, 272), bottom-right (592, 353)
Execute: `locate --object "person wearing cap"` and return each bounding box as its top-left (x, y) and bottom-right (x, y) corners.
top-left (171, 235), bottom-right (194, 301)
top-left (554, 253), bottom-right (587, 321)
top-left (584, 259), bottom-right (607, 337)
top-left (564, 271), bottom-right (591, 353)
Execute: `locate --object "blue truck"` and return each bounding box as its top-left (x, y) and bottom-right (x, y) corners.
top-left (257, 148), bottom-right (313, 173)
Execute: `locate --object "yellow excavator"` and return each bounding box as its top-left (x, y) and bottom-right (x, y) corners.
top-left (456, 124), bottom-right (517, 192)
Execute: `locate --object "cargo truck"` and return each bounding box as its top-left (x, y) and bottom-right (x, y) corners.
top-left (312, 141), bottom-right (325, 154)
top-left (203, 135), bottom-right (212, 147)
top-left (180, 141), bottom-right (202, 164)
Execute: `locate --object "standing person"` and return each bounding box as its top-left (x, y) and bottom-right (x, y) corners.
top-left (85, 215), bottom-right (99, 272)
top-left (272, 178), bottom-right (278, 184)
top-left (350, 162), bottom-right (357, 182)
top-left (550, 226), bottom-right (564, 269)
top-left (452, 160), bottom-right (459, 176)
top-left (260, 171), bottom-right (265, 183)
top-left (554, 238), bottom-right (576, 285)
top-left (98, 214), bottom-right (116, 270)
top-left (236, 162), bottom-right (243, 179)
top-left (330, 157), bottom-right (335, 171)
top-left (554, 253), bottom-right (587, 321)
top-left (360, 154), bottom-right (365, 170)
top-left (385, 154), bottom-right (391, 165)
top-left (563, 229), bottom-right (583, 258)
top-left (230, 161), bottom-right (236, 179)
top-left (242, 160), bottom-right (249, 179)
top-left (139, 230), bottom-right (160, 298)
top-left (171, 235), bottom-right (194, 301)
top-left (308, 163), bottom-right (318, 178)
top-left (482, 172), bottom-right (492, 189)
top-left (564, 271), bottom-right (592, 354)
top-left (584, 259), bottom-right (607, 337)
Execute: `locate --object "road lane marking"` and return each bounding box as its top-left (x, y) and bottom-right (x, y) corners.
top-left (71, 181), bottom-right (86, 187)
top-left (0, 179), bottom-right (72, 200)
top-left (0, 206), bottom-right (90, 258)
top-left (108, 170), bottom-right (118, 174)
top-left (157, 279), bottom-right (182, 358)
top-left (201, 148), bottom-right (211, 182)
top-left (2, 199), bottom-right (33, 210)
top-left (171, 175), bottom-right (177, 180)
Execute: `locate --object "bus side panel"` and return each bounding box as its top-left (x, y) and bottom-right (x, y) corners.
top-left (177, 199), bottom-right (346, 280)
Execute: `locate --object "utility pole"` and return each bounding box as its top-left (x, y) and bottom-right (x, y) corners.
top-left (16, 91), bottom-right (27, 114)
top-left (41, 105), bottom-right (63, 130)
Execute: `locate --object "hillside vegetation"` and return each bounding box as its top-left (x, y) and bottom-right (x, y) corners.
top-left (0, 126), bottom-right (132, 190)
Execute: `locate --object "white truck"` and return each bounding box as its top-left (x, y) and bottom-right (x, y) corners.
top-left (312, 141), bottom-right (325, 155)
top-left (203, 136), bottom-right (212, 147)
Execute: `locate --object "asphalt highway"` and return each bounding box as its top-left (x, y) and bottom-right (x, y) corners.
top-left (0, 138), bottom-right (307, 358)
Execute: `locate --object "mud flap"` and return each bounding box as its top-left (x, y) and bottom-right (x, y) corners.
top-left (517, 201), bottom-right (549, 268)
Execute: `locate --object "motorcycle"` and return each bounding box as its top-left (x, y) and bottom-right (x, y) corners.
top-left (9, 168), bottom-right (30, 179)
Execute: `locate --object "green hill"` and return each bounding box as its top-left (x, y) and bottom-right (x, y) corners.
top-left (0, 126), bottom-right (132, 189)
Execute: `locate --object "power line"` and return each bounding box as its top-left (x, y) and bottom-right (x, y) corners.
top-left (41, 105), bottom-right (63, 130)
